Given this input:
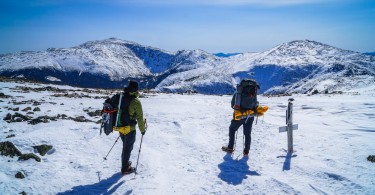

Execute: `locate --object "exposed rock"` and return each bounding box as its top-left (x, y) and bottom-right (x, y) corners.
top-left (22, 107), bottom-right (32, 112)
top-left (32, 101), bottom-right (41, 106)
top-left (70, 116), bottom-right (93, 122)
top-left (28, 118), bottom-right (47, 125)
top-left (6, 112), bottom-right (94, 124)
top-left (28, 115), bottom-right (57, 125)
top-left (0, 141), bottom-right (22, 157)
top-left (8, 107), bottom-right (20, 111)
top-left (8, 112), bottom-right (31, 122)
top-left (6, 134), bottom-right (15, 139)
top-left (20, 191), bottom-right (27, 195)
top-left (3, 113), bottom-right (11, 121)
top-left (60, 114), bottom-right (68, 119)
top-left (368, 155), bottom-right (375, 163)
top-left (0, 92), bottom-right (11, 98)
top-left (87, 110), bottom-right (101, 117)
top-left (33, 145), bottom-right (53, 156)
top-left (18, 153), bottom-right (41, 162)
top-left (33, 107), bottom-right (41, 112)
top-left (14, 86), bottom-right (66, 93)
top-left (15, 172), bottom-right (25, 179)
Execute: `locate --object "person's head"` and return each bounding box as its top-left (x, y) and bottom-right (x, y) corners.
top-left (126, 80), bottom-right (139, 93)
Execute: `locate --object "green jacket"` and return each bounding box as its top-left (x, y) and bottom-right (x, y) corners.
top-left (129, 92), bottom-right (145, 133)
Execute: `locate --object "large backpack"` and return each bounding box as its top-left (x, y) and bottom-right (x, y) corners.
top-left (232, 79), bottom-right (260, 110)
top-left (110, 92), bottom-right (136, 126)
top-left (100, 92), bottom-right (135, 135)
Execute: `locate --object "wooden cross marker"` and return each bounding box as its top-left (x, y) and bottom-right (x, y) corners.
top-left (279, 98), bottom-right (298, 153)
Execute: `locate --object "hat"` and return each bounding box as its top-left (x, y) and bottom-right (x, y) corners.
top-left (127, 80), bottom-right (139, 92)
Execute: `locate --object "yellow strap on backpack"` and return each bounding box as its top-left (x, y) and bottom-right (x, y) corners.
top-left (233, 110), bottom-right (255, 120)
top-left (113, 126), bottom-right (131, 135)
top-left (233, 105), bottom-right (269, 120)
top-left (256, 105), bottom-right (269, 116)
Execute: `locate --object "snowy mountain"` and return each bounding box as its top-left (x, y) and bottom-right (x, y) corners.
top-left (0, 38), bottom-right (175, 89)
top-left (1, 39), bottom-right (374, 94)
top-left (228, 40), bottom-right (375, 94)
top-left (155, 49), bottom-right (235, 94)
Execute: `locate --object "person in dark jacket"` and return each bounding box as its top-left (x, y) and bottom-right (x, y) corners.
top-left (222, 79), bottom-right (260, 156)
top-left (223, 94), bottom-right (255, 156)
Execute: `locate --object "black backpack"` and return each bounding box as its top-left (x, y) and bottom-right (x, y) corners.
top-left (100, 92), bottom-right (137, 136)
top-left (232, 79), bottom-right (260, 110)
top-left (108, 92), bottom-right (136, 127)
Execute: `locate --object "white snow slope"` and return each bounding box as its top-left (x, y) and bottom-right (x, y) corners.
top-left (0, 80), bottom-right (375, 194)
top-left (1, 39), bottom-right (374, 94)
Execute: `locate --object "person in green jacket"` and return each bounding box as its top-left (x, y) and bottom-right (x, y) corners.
top-left (108, 80), bottom-right (146, 174)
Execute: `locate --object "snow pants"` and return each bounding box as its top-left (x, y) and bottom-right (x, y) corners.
top-left (228, 117), bottom-right (255, 152)
top-left (120, 130), bottom-right (136, 170)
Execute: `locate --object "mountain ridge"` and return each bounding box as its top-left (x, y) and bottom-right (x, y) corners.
top-left (0, 38), bottom-right (374, 94)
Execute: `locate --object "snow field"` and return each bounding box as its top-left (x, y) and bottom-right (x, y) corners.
top-left (0, 81), bottom-right (374, 194)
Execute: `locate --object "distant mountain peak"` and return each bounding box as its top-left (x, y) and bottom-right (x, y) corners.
top-left (263, 39), bottom-right (357, 60)
top-left (274, 39), bottom-right (334, 51)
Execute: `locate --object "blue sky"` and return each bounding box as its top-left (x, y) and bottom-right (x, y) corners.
top-left (0, 0), bottom-right (374, 54)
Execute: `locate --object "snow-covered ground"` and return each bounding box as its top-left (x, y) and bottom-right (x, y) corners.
top-left (0, 80), bottom-right (374, 194)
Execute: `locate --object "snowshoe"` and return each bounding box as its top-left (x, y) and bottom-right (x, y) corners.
top-left (222, 146), bottom-right (234, 153)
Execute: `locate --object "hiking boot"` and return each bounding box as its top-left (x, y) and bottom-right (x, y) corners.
top-left (121, 161), bottom-right (132, 174)
top-left (243, 149), bottom-right (249, 156)
top-left (121, 161), bottom-right (134, 175)
top-left (121, 166), bottom-right (135, 175)
top-left (222, 146), bottom-right (234, 153)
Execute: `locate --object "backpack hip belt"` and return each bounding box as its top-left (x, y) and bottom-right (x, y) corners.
top-left (233, 105), bottom-right (269, 120)
top-left (233, 109), bottom-right (256, 120)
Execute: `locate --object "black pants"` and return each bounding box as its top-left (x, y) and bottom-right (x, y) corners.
top-left (228, 117), bottom-right (254, 152)
top-left (120, 130), bottom-right (136, 170)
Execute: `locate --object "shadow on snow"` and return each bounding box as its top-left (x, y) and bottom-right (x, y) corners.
top-left (57, 172), bottom-right (126, 195)
top-left (218, 153), bottom-right (260, 185)
top-left (277, 152), bottom-right (297, 171)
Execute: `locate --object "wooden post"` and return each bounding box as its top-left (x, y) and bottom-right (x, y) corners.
top-left (279, 98), bottom-right (298, 153)
top-left (287, 100), bottom-right (293, 153)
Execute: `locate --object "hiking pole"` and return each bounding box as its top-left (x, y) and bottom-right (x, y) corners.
top-left (103, 135), bottom-right (121, 161)
top-left (134, 135), bottom-right (144, 175)
top-left (135, 119), bottom-right (147, 175)
top-left (235, 133), bottom-right (245, 159)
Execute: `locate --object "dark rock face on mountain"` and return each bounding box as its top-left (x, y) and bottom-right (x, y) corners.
top-left (1, 38), bottom-right (374, 94)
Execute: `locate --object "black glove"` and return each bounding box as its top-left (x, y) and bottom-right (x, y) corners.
top-left (141, 130), bottom-right (146, 135)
